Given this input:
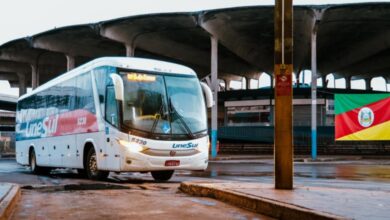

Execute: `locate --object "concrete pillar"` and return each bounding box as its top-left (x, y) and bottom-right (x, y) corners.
top-left (225, 79), bottom-right (231, 91)
top-left (31, 64), bottom-right (38, 89)
top-left (126, 44), bottom-right (135, 57)
top-left (322, 76), bottom-right (327, 88)
top-left (311, 20), bottom-right (318, 161)
top-left (345, 76), bottom-right (351, 89)
top-left (37, 68), bottom-right (40, 87)
top-left (66, 55), bottom-right (75, 71)
top-left (246, 77), bottom-right (251, 90)
top-left (17, 73), bottom-right (26, 96)
top-left (210, 36), bottom-right (218, 159)
top-left (365, 78), bottom-right (372, 91)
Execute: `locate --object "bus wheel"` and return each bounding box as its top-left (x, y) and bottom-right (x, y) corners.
top-left (151, 170), bottom-right (174, 182)
top-left (86, 148), bottom-right (109, 180)
top-left (29, 149), bottom-right (46, 174)
top-left (77, 169), bottom-right (87, 177)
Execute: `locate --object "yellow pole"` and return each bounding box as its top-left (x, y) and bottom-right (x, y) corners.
top-left (274, 0), bottom-right (293, 189)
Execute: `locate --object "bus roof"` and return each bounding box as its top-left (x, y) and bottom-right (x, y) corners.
top-left (18, 57), bottom-right (197, 101)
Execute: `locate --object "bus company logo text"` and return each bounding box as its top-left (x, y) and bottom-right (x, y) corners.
top-left (18, 115), bottom-right (59, 138)
top-left (172, 142), bottom-right (198, 149)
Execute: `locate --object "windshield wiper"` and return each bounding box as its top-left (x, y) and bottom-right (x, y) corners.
top-left (168, 98), bottom-right (195, 139)
top-left (150, 99), bottom-right (165, 136)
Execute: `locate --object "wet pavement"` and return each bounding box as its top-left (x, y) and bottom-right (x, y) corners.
top-left (12, 183), bottom-right (272, 220)
top-left (0, 159), bottom-right (272, 220)
top-left (0, 183), bottom-right (12, 201)
top-left (204, 159), bottom-right (390, 182)
top-left (181, 181), bottom-right (390, 220)
top-left (184, 159), bottom-right (390, 192)
top-left (1, 157), bottom-right (390, 219)
top-left (2, 157), bottom-right (390, 186)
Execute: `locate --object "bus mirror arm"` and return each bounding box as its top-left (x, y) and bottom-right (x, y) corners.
top-left (99, 95), bottom-right (104, 102)
top-left (110, 74), bottom-right (124, 101)
top-left (200, 82), bottom-right (214, 108)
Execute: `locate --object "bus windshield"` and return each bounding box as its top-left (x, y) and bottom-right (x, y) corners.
top-left (121, 72), bottom-right (207, 137)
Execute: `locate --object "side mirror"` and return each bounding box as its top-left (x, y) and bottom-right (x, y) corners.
top-left (99, 95), bottom-right (104, 103)
top-left (200, 82), bottom-right (214, 108)
top-left (109, 74), bottom-right (124, 101)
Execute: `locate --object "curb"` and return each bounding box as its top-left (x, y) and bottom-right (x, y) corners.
top-left (180, 182), bottom-right (350, 220)
top-left (210, 156), bottom-right (273, 161)
top-left (294, 156), bottom-right (362, 163)
top-left (0, 185), bottom-right (21, 220)
top-left (0, 154), bottom-right (16, 159)
top-left (210, 156), bottom-right (370, 163)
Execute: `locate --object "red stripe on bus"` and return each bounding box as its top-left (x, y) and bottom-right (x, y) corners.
top-left (46, 109), bottom-right (98, 137)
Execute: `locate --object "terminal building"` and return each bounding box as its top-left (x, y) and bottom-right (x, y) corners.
top-left (0, 94), bottom-right (17, 156)
top-left (209, 82), bottom-right (389, 154)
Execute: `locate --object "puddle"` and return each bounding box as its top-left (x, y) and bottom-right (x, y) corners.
top-left (186, 170), bottom-right (274, 178)
top-left (188, 198), bottom-right (217, 206)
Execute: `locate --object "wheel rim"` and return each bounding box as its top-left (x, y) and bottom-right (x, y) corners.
top-left (88, 152), bottom-right (98, 176)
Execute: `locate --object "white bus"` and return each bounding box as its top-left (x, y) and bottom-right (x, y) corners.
top-left (16, 57), bottom-right (213, 181)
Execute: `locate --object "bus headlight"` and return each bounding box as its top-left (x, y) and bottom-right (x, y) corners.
top-left (197, 141), bottom-right (209, 152)
top-left (118, 140), bottom-right (146, 153)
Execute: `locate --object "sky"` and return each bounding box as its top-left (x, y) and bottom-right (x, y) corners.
top-left (0, 0), bottom-right (389, 96)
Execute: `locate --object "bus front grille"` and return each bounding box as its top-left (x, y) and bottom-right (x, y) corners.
top-left (142, 148), bottom-right (199, 157)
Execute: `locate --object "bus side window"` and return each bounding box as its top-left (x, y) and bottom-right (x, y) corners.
top-left (105, 86), bottom-right (119, 127)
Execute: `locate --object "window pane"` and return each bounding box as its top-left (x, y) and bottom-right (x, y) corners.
top-left (76, 72), bottom-right (95, 114)
top-left (94, 66), bottom-right (115, 114)
top-left (121, 73), bottom-right (169, 134)
top-left (105, 87), bottom-right (119, 127)
top-left (165, 76), bottom-right (207, 134)
top-left (61, 78), bottom-right (76, 111)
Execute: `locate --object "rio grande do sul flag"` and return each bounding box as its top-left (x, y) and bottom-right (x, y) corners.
top-left (335, 93), bottom-right (390, 141)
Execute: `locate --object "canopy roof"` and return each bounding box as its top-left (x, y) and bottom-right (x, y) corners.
top-left (1, 3), bottom-right (389, 88)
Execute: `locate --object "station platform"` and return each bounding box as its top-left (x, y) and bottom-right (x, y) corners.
top-left (180, 181), bottom-right (390, 219)
top-left (180, 180), bottom-right (390, 220)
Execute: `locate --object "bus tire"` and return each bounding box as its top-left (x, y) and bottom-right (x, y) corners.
top-left (86, 147), bottom-right (109, 180)
top-left (77, 169), bottom-right (87, 177)
top-left (29, 149), bottom-right (47, 175)
top-left (151, 170), bottom-right (174, 182)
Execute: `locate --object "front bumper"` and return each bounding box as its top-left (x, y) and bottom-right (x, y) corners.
top-left (119, 150), bottom-right (208, 172)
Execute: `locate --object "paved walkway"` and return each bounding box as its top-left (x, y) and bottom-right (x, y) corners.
top-left (0, 184), bottom-right (11, 197)
top-left (0, 183), bottom-right (20, 219)
top-left (181, 180), bottom-right (390, 220)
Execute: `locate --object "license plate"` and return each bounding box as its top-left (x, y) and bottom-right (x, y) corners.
top-left (165, 160), bottom-right (180, 166)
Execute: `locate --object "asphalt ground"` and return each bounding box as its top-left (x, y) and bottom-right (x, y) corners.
top-left (1, 157), bottom-right (390, 219)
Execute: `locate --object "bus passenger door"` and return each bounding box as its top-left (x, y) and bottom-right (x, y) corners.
top-left (104, 87), bottom-right (121, 171)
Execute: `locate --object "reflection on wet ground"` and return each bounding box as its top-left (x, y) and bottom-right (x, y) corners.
top-left (186, 162), bottom-right (390, 183)
top-left (2, 158), bottom-right (390, 191)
